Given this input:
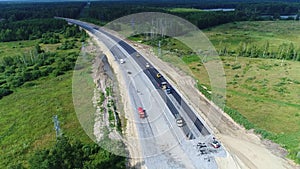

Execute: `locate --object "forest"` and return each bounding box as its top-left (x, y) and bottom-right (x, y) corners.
top-left (79, 1), bottom-right (300, 29)
top-left (1, 1), bottom-right (300, 39)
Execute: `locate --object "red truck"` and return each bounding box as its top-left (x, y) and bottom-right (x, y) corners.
top-left (138, 107), bottom-right (145, 118)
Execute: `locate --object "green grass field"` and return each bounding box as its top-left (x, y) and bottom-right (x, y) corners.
top-left (0, 72), bottom-right (92, 168)
top-left (167, 8), bottom-right (203, 13)
top-left (0, 36), bottom-right (94, 167)
top-left (0, 35), bottom-right (81, 60)
top-left (204, 21), bottom-right (300, 53)
top-left (187, 56), bottom-right (300, 155)
top-left (0, 40), bottom-right (39, 58)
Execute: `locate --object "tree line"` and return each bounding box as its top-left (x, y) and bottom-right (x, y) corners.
top-left (0, 2), bottom-right (85, 22)
top-left (236, 2), bottom-right (300, 15)
top-left (0, 19), bottom-right (67, 42)
top-left (0, 2), bottom-right (86, 42)
top-left (81, 1), bottom-right (300, 30)
top-left (2, 1), bottom-right (300, 33)
top-left (219, 41), bottom-right (300, 61)
top-left (81, 1), bottom-right (238, 29)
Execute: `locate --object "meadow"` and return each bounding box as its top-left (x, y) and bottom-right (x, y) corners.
top-left (204, 20), bottom-right (300, 55)
top-left (186, 55), bottom-right (300, 162)
top-left (0, 34), bottom-right (91, 167)
top-left (0, 40), bottom-right (39, 58)
top-left (196, 21), bottom-right (300, 163)
top-left (167, 8), bottom-right (203, 13)
top-left (0, 72), bottom-right (93, 168)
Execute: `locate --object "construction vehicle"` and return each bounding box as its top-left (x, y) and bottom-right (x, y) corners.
top-left (211, 137), bottom-right (221, 148)
top-left (161, 82), bottom-right (167, 89)
top-left (138, 107), bottom-right (145, 118)
top-left (156, 73), bottom-right (162, 78)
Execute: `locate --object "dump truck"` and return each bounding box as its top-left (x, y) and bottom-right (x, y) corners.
top-left (161, 82), bottom-right (167, 90)
top-left (156, 73), bottom-right (162, 78)
top-left (138, 107), bottom-right (145, 118)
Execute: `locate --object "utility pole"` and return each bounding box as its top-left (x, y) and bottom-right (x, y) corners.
top-left (53, 115), bottom-right (61, 138)
top-left (158, 40), bottom-right (161, 58)
top-left (130, 18), bottom-right (135, 31)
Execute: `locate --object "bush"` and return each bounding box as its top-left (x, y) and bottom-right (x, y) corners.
top-left (0, 88), bottom-right (13, 99)
top-left (29, 135), bottom-right (126, 169)
top-left (182, 55), bottom-right (201, 64)
top-left (51, 69), bottom-right (64, 77)
top-left (254, 128), bottom-right (274, 139)
top-left (41, 32), bottom-right (60, 44)
top-left (224, 106), bottom-right (255, 129)
top-left (40, 66), bottom-right (54, 76)
top-left (231, 64), bottom-right (242, 70)
top-left (0, 65), bottom-right (5, 73)
top-left (196, 83), bottom-right (211, 99)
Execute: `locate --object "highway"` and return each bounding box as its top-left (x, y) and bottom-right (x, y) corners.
top-left (72, 18), bottom-right (211, 137)
top-left (64, 18), bottom-right (226, 169)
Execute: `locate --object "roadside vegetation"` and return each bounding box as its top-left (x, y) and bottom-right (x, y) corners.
top-left (103, 86), bottom-right (122, 132)
top-left (29, 134), bottom-right (126, 169)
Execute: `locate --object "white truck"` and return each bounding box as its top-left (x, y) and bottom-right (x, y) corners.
top-left (174, 114), bottom-right (184, 127)
top-left (161, 82), bottom-right (172, 94)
